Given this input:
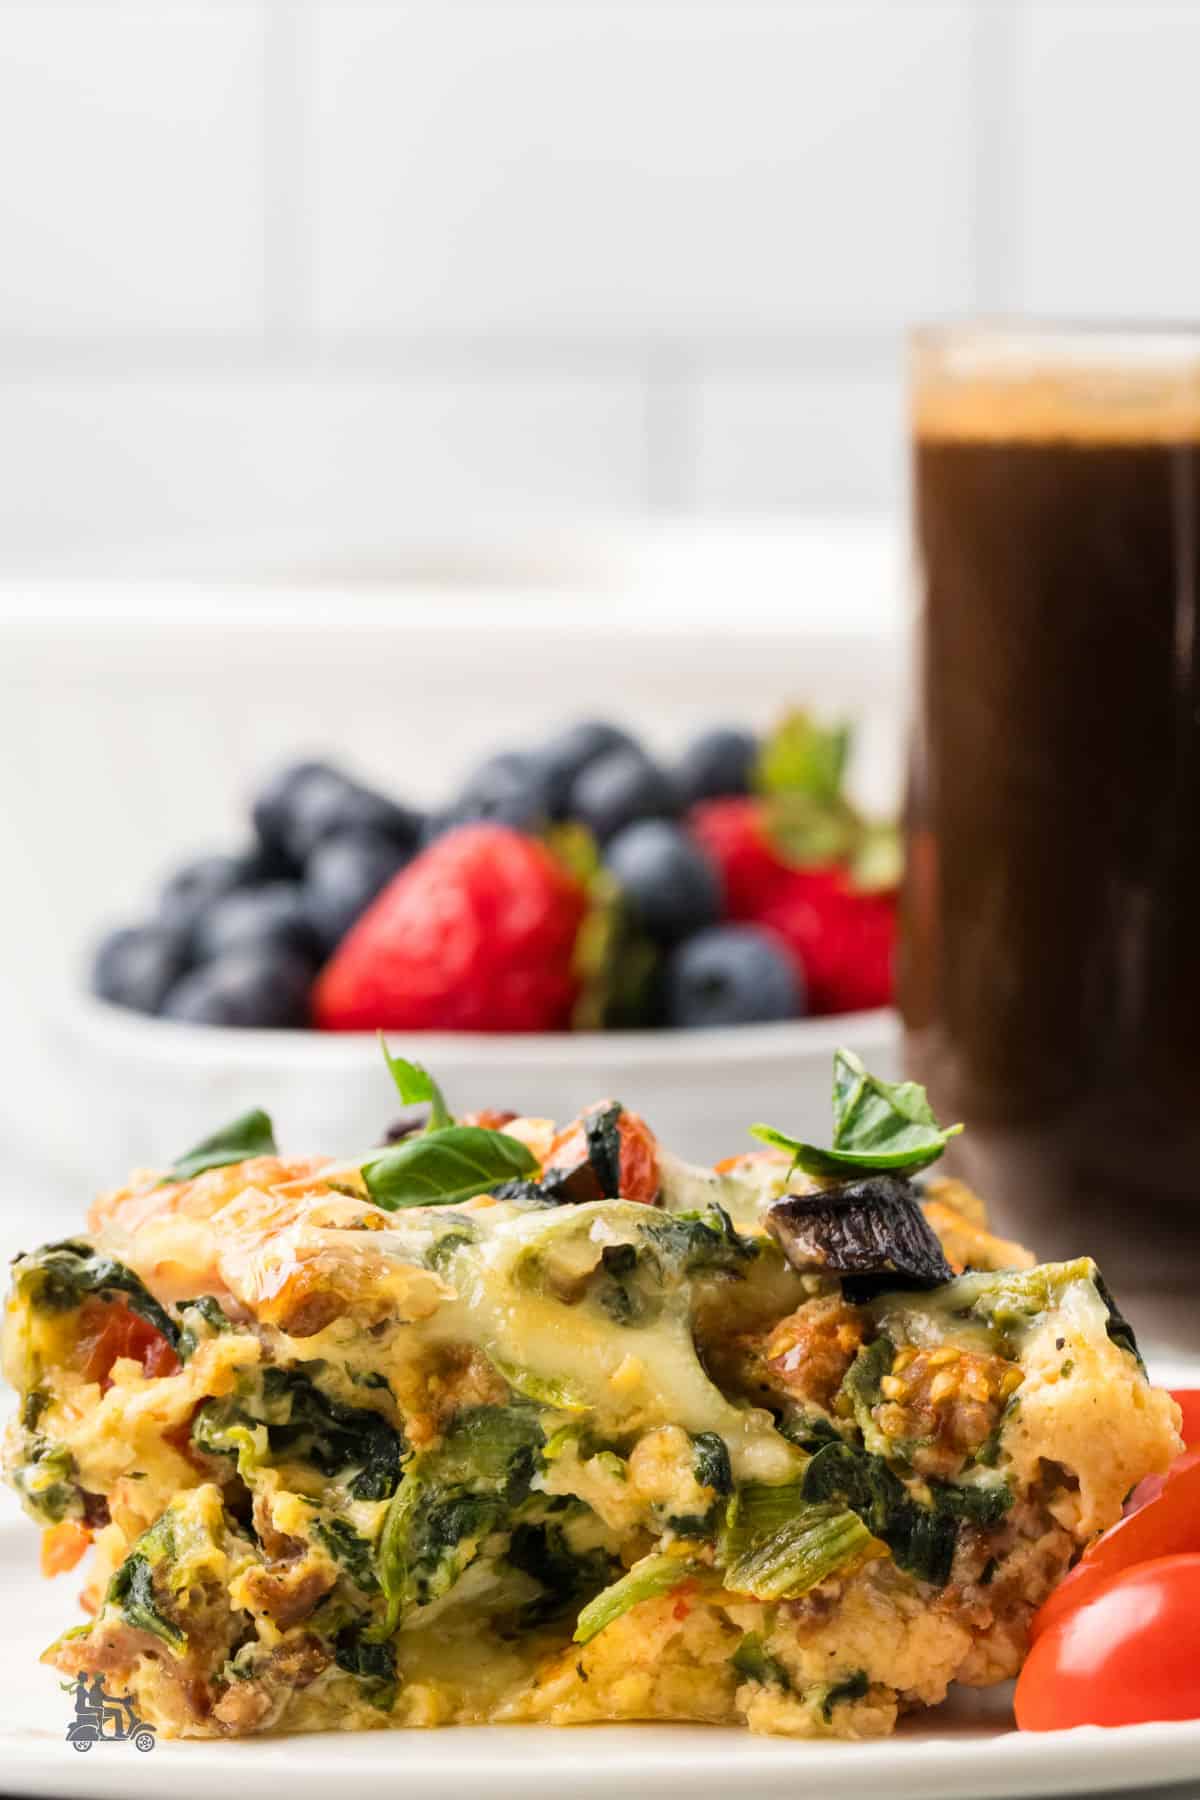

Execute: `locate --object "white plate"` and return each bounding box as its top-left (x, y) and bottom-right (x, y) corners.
top-left (4, 1349), bottom-right (1200, 1800)
top-left (2, 1519), bottom-right (1199, 1800)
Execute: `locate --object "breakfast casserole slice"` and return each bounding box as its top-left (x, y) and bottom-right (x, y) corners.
top-left (3, 1051), bottom-right (1180, 1740)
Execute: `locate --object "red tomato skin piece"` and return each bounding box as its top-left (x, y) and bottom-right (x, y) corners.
top-left (77, 1299), bottom-right (180, 1389)
top-left (1031, 1455), bottom-right (1200, 1642)
top-left (1125, 1444), bottom-right (1200, 1520)
top-left (1016, 1554), bottom-right (1200, 1731)
top-left (1171, 1389), bottom-right (1200, 1448)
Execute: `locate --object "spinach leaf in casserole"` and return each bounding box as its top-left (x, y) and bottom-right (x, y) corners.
top-left (512, 1201), bottom-right (759, 1323)
top-left (192, 1365), bottom-right (406, 1500)
top-left (801, 1439), bottom-right (1012, 1589)
top-left (504, 1521), bottom-right (621, 1629)
top-left (9, 1436), bottom-right (81, 1526)
top-left (13, 1240), bottom-right (180, 1350)
top-left (374, 1404), bottom-right (545, 1632)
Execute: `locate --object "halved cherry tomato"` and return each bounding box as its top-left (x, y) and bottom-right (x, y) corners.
top-left (616, 1109), bottom-right (661, 1205)
top-left (40, 1518), bottom-right (92, 1579)
top-left (544, 1102), bottom-right (660, 1204)
top-left (1016, 1554), bottom-right (1200, 1730)
top-left (1030, 1450), bottom-right (1200, 1642)
top-left (76, 1298), bottom-right (179, 1389)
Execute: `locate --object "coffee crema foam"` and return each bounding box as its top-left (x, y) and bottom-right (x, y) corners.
top-left (914, 368), bottom-right (1200, 444)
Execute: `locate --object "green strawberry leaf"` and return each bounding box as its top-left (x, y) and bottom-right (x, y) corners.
top-left (166, 1108), bottom-right (278, 1182)
top-left (848, 821), bottom-right (902, 894)
top-left (756, 711), bottom-right (853, 807)
top-left (763, 795), bottom-right (861, 868)
top-left (751, 1048), bottom-right (961, 1178)
top-left (361, 1126), bottom-right (538, 1211)
top-left (546, 821), bottom-right (659, 1031)
top-left (378, 1035), bottom-right (451, 1131)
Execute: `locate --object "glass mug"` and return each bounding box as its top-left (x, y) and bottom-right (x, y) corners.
top-left (903, 324), bottom-right (1200, 1343)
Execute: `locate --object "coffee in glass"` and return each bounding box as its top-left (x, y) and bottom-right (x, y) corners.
top-left (904, 326), bottom-right (1200, 1337)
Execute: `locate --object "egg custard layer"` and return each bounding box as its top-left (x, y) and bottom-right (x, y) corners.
top-left (2, 1097), bottom-right (1180, 1740)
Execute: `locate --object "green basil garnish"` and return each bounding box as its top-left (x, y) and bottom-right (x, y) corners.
top-left (361, 1125), bottom-right (537, 1211)
top-left (166, 1108), bottom-right (278, 1182)
top-left (378, 1033), bottom-right (451, 1131)
top-left (751, 1048), bottom-right (961, 1179)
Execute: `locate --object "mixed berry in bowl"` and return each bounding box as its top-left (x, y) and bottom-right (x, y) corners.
top-left (90, 712), bottom-right (898, 1033)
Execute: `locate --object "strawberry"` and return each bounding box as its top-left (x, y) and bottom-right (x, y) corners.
top-left (758, 879), bottom-right (896, 1016)
top-left (314, 825), bottom-right (588, 1033)
top-left (689, 798), bottom-right (896, 1015)
top-left (687, 798), bottom-right (794, 918)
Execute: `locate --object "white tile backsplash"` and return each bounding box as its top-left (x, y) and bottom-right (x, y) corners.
top-left (306, 1), bottom-right (975, 339)
top-left (0, 4), bottom-right (269, 335)
top-left (1017, 2), bottom-right (1200, 317)
top-left (691, 358), bottom-right (905, 513)
top-left (0, 0), bottom-right (1191, 551)
top-left (0, 370), bottom-right (649, 561)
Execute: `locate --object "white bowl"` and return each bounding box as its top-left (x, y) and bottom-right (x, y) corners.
top-left (62, 997), bottom-right (901, 1188)
top-left (4, 520), bottom-right (905, 1211)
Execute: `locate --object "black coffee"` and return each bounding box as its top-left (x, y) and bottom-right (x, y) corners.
top-left (905, 365), bottom-right (1200, 1312)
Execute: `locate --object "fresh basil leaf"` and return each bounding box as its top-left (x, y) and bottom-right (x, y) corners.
top-left (166, 1108), bottom-right (277, 1182)
top-left (750, 1049), bottom-right (961, 1178)
top-left (361, 1126), bottom-right (537, 1211)
top-left (377, 1034), bottom-right (451, 1131)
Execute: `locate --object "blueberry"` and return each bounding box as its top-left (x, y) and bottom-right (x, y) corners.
top-left (194, 882), bottom-right (322, 967)
top-left (540, 721), bottom-right (640, 816)
top-left (461, 750), bottom-right (553, 821)
top-left (423, 751), bottom-right (554, 844)
top-left (675, 727), bottom-right (759, 808)
top-left (251, 759), bottom-right (332, 860)
top-left (237, 837), bottom-right (300, 884)
top-left (253, 761), bottom-right (421, 867)
top-left (157, 853), bottom-right (249, 942)
top-left (161, 948), bottom-right (312, 1028)
top-left (605, 821), bottom-right (722, 941)
top-left (569, 747), bottom-right (677, 843)
top-left (90, 924), bottom-right (191, 1015)
top-left (304, 829), bottom-right (408, 951)
top-left (664, 926), bottom-right (802, 1028)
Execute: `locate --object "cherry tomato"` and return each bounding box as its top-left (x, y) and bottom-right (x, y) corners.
top-left (545, 1103), bottom-right (660, 1204)
top-left (1171, 1388), bottom-right (1200, 1448)
top-left (76, 1298), bottom-right (179, 1388)
top-left (1031, 1451), bottom-right (1200, 1641)
top-left (616, 1109), bottom-right (661, 1205)
top-left (1118, 1391), bottom-right (1200, 1515)
top-left (1016, 1554), bottom-right (1200, 1730)
top-left (1125, 1443), bottom-right (1200, 1518)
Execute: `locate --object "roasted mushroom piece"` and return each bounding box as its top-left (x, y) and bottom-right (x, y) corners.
top-left (766, 1175), bottom-right (954, 1298)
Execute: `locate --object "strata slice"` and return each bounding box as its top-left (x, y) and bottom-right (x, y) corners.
top-left (3, 1052), bottom-right (1180, 1739)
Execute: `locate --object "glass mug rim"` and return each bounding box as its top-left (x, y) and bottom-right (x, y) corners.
top-left (911, 318), bottom-right (1200, 438)
top-left (912, 317), bottom-right (1200, 361)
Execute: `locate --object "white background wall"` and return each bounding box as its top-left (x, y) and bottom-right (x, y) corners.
top-left (3, 0), bottom-right (1197, 568)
